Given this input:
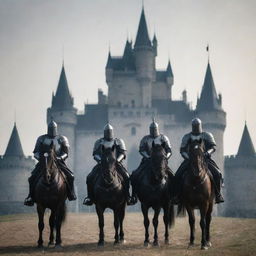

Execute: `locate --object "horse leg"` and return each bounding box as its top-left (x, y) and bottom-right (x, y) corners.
top-left (96, 205), bottom-right (105, 246)
top-left (37, 204), bottom-right (45, 248)
top-left (55, 203), bottom-right (65, 247)
top-left (141, 204), bottom-right (150, 247)
top-left (119, 204), bottom-right (126, 244)
top-left (113, 209), bottom-right (120, 245)
top-left (187, 207), bottom-right (195, 246)
top-left (206, 203), bottom-right (213, 247)
top-left (152, 207), bottom-right (161, 246)
top-left (199, 205), bottom-right (208, 250)
top-left (163, 204), bottom-right (170, 244)
top-left (48, 210), bottom-right (55, 246)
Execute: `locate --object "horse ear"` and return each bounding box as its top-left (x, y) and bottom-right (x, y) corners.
top-left (112, 145), bottom-right (115, 152)
top-left (152, 140), bottom-right (155, 148)
top-left (101, 144), bottom-right (105, 152)
top-left (50, 141), bottom-right (54, 149)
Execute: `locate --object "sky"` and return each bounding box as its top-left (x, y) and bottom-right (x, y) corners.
top-left (0, 0), bottom-right (255, 156)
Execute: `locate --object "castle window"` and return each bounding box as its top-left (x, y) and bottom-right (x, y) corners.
top-left (131, 100), bottom-right (135, 108)
top-left (131, 127), bottom-right (136, 136)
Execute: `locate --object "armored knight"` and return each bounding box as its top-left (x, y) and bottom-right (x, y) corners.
top-left (131, 119), bottom-right (173, 198)
top-left (83, 123), bottom-right (135, 206)
top-left (174, 118), bottom-right (224, 204)
top-left (24, 119), bottom-right (76, 206)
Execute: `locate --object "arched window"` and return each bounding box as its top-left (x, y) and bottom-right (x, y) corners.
top-left (131, 127), bottom-right (136, 136)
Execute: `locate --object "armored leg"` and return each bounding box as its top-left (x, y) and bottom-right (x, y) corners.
top-left (117, 164), bottom-right (136, 205)
top-left (207, 159), bottom-right (224, 204)
top-left (58, 161), bottom-right (77, 201)
top-left (24, 164), bottom-right (41, 206)
top-left (83, 165), bottom-right (99, 205)
top-left (173, 160), bottom-right (189, 204)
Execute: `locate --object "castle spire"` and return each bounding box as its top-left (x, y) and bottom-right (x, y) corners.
top-left (4, 122), bottom-right (24, 157)
top-left (106, 50), bottom-right (112, 69)
top-left (196, 62), bottom-right (221, 111)
top-left (237, 122), bottom-right (255, 157)
top-left (52, 64), bottom-right (74, 110)
top-left (134, 7), bottom-right (151, 48)
top-left (166, 59), bottom-right (173, 77)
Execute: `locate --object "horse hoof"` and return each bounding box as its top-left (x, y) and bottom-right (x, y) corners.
top-left (48, 242), bottom-right (54, 247)
top-left (206, 241), bottom-right (212, 247)
top-left (165, 239), bottom-right (169, 245)
top-left (37, 244), bottom-right (43, 249)
top-left (98, 241), bottom-right (104, 247)
top-left (153, 240), bottom-right (160, 247)
top-left (144, 241), bottom-right (150, 247)
top-left (54, 244), bottom-right (63, 250)
top-left (201, 245), bottom-right (209, 250)
top-left (114, 241), bottom-right (120, 246)
top-left (120, 239), bottom-right (126, 244)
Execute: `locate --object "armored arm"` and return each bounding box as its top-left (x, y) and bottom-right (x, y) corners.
top-left (33, 136), bottom-right (43, 160)
top-left (93, 139), bottom-right (102, 163)
top-left (139, 136), bottom-right (150, 159)
top-left (180, 134), bottom-right (190, 160)
top-left (59, 136), bottom-right (69, 161)
top-left (204, 132), bottom-right (217, 157)
top-left (115, 138), bottom-right (126, 162)
top-left (161, 135), bottom-right (172, 159)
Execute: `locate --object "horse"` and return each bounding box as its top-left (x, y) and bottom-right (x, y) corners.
top-left (33, 142), bottom-right (67, 248)
top-left (177, 138), bottom-right (215, 250)
top-left (132, 142), bottom-right (175, 246)
top-left (93, 144), bottom-right (127, 246)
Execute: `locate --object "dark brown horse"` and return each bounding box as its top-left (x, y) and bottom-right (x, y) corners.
top-left (133, 143), bottom-right (175, 246)
top-left (93, 145), bottom-right (126, 246)
top-left (178, 138), bottom-right (215, 250)
top-left (34, 142), bottom-right (67, 248)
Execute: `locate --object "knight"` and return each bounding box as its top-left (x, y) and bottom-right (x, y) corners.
top-left (24, 119), bottom-right (77, 206)
top-left (131, 119), bottom-right (173, 199)
top-left (83, 123), bottom-right (135, 206)
top-left (174, 118), bottom-right (224, 204)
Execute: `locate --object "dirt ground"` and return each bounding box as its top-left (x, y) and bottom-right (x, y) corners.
top-left (0, 212), bottom-right (255, 256)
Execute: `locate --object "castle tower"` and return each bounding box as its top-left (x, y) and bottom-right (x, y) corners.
top-left (196, 62), bottom-right (226, 173)
top-left (0, 123), bottom-right (34, 214)
top-left (224, 123), bottom-right (256, 217)
top-left (134, 7), bottom-right (155, 107)
top-left (47, 64), bottom-right (77, 170)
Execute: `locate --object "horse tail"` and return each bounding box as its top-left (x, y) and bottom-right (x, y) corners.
top-left (177, 202), bottom-right (186, 217)
top-left (168, 204), bottom-right (175, 228)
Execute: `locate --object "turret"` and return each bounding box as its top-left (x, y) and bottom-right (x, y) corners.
top-left (47, 64), bottom-right (77, 170)
top-left (134, 7), bottom-right (155, 107)
top-left (196, 62), bottom-right (226, 173)
top-left (166, 60), bottom-right (174, 86)
top-left (152, 33), bottom-right (158, 57)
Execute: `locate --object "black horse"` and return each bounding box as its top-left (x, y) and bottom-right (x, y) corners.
top-left (131, 143), bottom-right (175, 246)
top-left (178, 139), bottom-right (215, 250)
top-left (34, 142), bottom-right (67, 248)
top-left (93, 145), bottom-right (127, 246)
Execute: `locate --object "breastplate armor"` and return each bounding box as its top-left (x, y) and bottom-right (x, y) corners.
top-left (41, 136), bottom-right (62, 156)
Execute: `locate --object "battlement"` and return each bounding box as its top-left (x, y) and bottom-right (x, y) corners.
top-left (0, 155), bottom-right (35, 170)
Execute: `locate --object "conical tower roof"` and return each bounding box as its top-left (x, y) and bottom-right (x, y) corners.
top-left (166, 60), bottom-right (173, 77)
top-left (52, 65), bottom-right (74, 110)
top-left (237, 123), bottom-right (255, 157)
top-left (134, 8), bottom-right (151, 48)
top-left (4, 123), bottom-right (24, 157)
top-left (197, 62), bottom-right (221, 111)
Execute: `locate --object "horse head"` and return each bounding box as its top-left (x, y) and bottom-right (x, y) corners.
top-left (101, 144), bottom-right (117, 183)
top-left (189, 138), bottom-right (207, 177)
top-left (39, 141), bottom-right (57, 184)
top-left (151, 141), bottom-right (168, 182)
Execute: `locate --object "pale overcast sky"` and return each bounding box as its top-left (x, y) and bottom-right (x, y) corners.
top-left (0, 0), bottom-right (255, 156)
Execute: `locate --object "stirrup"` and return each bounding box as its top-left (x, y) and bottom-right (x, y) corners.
top-left (83, 197), bottom-right (94, 206)
top-left (215, 195), bottom-right (224, 204)
top-left (24, 197), bottom-right (34, 206)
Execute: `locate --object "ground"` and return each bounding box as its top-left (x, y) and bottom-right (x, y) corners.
top-left (0, 212), bottom-right (255, 256)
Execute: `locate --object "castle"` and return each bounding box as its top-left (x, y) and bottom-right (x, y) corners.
top-left (47, 8), bottom-right (226, 211)
top-left (0, 8), bottom-right (255, 216)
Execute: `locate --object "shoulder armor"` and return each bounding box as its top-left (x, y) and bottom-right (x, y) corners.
top-left (93, 138), bottom-right (103, 154)
top-left (180, 133), bottom-right (191, 149)
top-left (202, 132), bottom-right (216, 146)
top-left (115, 138), bottom-right (126, 151)
top-left (58, 135), bottom-right (70, 147)
top-left (33, 135), bottom-right (46, 153)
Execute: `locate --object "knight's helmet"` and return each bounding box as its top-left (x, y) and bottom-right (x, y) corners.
top-left (104, 123), bottom-right (114, 141)
top-left (191, 118), bottom-right (203, 135)
top-left (149, 118), bottom-right (160, 138)
top-left (47, 118), bottom-right (58, 137)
